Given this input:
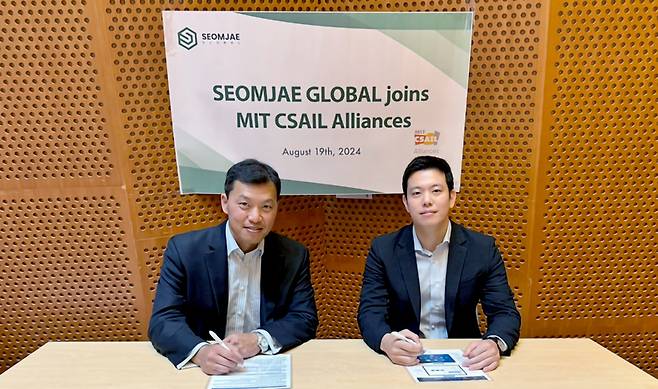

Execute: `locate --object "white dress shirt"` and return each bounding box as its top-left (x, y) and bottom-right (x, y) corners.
top-left (414, 222), bottom-right (451, 339)
top-left (225, 226), bottom-right (264, 337)
top-left (176, 225), bottom-right (280, 369)
top-left (412, 222), bottom-right (508, 352)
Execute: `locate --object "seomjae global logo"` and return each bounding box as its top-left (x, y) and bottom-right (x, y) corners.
top-left (177, 27), bottom-right (197, 50)
top-left (201, 31), bottom-right (240, 43)
top-left (177, 27), bottom-right (241, 50)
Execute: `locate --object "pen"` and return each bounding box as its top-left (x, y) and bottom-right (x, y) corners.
top-left (208, 330), bottom-right (232, 351)
top-left (390, 331), bottom-right (418, 344)
top-left (209, 330), bottom-right (244, 368)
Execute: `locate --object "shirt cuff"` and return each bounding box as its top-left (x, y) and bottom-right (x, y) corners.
top-left (252, 329), bottom-right (282, 354)
top-left (485, 335), bottom-right (508, 353)
top-left (176, 342), bottom-right (208, 370)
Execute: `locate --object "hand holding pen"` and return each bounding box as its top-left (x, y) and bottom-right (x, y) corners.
top-left (380, 329), bottom-right (424, 366)
top-left (390, 331), bottom-right (419, 345)
top-left (209, 330), bottom-right (245, 368)
top-left (191, 330), bottom-right (244, 375)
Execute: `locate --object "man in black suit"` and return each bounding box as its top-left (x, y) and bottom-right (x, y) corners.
top-left (358, 156), bottom-right (520, 372)
top-left (149, 159), bottom-right (318, 375)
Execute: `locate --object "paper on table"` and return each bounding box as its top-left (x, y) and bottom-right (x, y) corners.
top-left (406, 349), bottom-right (490, 382)
top-left (207, 354), bottom-right (291, 389)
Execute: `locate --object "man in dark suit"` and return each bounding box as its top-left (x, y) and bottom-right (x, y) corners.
top-left (149, 159), bottom-right (318, 375)
top-left (358, 156), bottom-right (520, 372)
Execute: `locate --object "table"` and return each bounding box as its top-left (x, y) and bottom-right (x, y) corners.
top-left (0, 338), bottom-right (656, 388)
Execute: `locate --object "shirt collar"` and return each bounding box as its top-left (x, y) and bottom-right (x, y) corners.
top-left (412, 221), bottom-right (452, 256)
top-left (225, 223), bottom-right (265, 258)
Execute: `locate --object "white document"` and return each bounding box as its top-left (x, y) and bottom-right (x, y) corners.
top-left (207, 354), bottom-right (291, 389)
top-left (406, 349), bottom-right (490, 382)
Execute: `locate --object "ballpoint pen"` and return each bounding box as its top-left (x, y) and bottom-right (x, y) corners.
top-left (209, 330), bottom-right (244, 368)
top-left (208, 330), bottom-right (232, 351)
top-left (390, 331), bottom-right (418, 344)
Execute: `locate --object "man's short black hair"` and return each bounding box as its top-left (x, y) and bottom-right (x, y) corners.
top-left (224, 159), bottom-right (281, 197)
top-left (402, 155), bottom-right (454, 195)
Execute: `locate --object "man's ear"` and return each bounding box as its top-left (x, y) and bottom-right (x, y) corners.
top-left (220, 193), bottom-right (229, 214)
top-left (449, 190), bottom-right (457, 209)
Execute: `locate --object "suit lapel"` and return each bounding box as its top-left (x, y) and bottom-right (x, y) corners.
top-left (397, 226), bottom-right (421, 323)
top-left (204, 222), bottom-right (230, 336)
top-left (259, 233), bottom-right (280, 323)
top-left (445, 222), bottom-right (467, 334)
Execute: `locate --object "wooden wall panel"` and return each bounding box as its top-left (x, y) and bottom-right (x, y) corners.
top-left (0, 0), bottom-right (655, 379)
top-left (0, 0), bottom-right (120, 191)
top-left (324, 196), bottom-right (412, 337)
top-left (528, 0), bottom-right (657, 377)
top-left (0, 0), bottom-right (146, 373)
top-left (0, 188), bottom-right (147, 372)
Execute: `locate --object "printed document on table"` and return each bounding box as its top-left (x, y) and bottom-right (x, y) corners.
top-left (406, 349), bottom-right (490, 382)
top-left (207, 354), bottom-right (291, 389)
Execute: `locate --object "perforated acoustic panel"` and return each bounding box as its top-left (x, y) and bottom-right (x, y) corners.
top-left (0, 191), bottom-right (145, 372)
top-left (324, 196), bottom-right (413, 337)
top-left (0, 0), bottom-right (145, 374)
top-left (103, 2), bottom-right (224, 238)
top-left (274, 196), bottom-right (326, 280)
top-left (531, 0), bottom-right (657, 377)
top-left (0, 1), bottom-right (117, 189)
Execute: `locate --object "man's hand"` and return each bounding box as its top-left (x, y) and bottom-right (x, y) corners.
top-left (192, 343), bottom-right (244, 375)
top-left (379, 329), bottom-right (423, 366)
top-left (224, 332), bottom-right (260, 359)
top-left (462, 339), bottom-right (500, 372)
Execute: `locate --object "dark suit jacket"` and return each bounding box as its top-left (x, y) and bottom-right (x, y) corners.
top-left (357, 222), bottom-right (520, 356)
top-left (148, 222), bottom-right (318, 366)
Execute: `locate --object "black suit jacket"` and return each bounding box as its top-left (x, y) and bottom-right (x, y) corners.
top-left (357, 222), bottom-right (520, 355)
top-left (148, 222), bottom-right (318, 366)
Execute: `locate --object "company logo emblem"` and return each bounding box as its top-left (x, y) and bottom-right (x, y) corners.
top-left (178, 27), bottom-right (198, 50)
top-left (415, 130), bottom-right (440, 146)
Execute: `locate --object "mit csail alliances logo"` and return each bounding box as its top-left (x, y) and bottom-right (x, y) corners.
top-left (415, 130), bottom-right (440, 146)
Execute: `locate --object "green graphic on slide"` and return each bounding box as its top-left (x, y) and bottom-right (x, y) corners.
top-left (175, 130), bottom-right (379, 194)
top-left (174, 128), bottom-right (234, 171)
top-left (241, 12), bottom-right (472, 88)
top-left (241, 12), bottom-right (471, 30)
top-left (179, 166), bottom-right (378, 195)
top-left (381, 29), bottom-right (471, 88)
